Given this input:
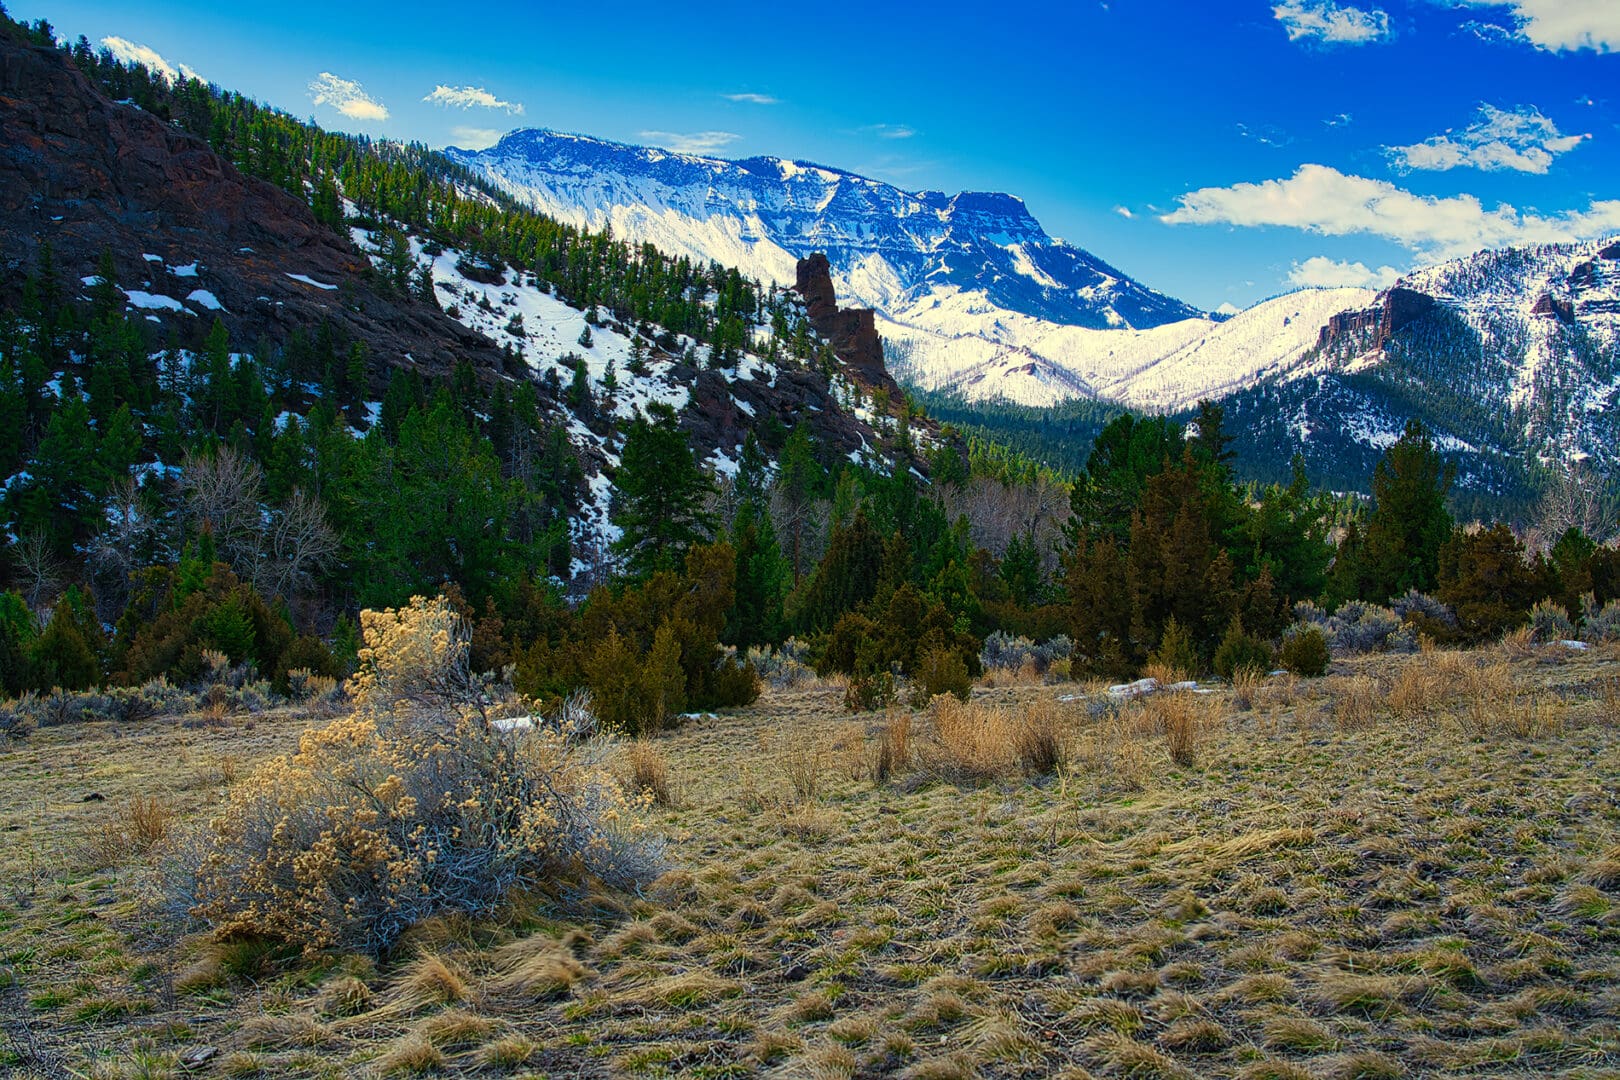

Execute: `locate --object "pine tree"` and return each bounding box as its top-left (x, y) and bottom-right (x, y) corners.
top-left (726, 501), bottom-right (788, 653)
top-left (796, 507), bottom-right (883, 633)
top-left (1362, 420), bottom-right (1454, 601)
top-left (610, 404), bottom-right (716, 578)
top-left (999, 530), bottom-right (1044, 607)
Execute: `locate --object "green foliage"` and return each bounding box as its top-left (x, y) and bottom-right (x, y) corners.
top-left (998, 530), bottom-right (1044, 607)
top-left (1062, 531), bottom-right (1134, 679)
top-left (1212, 618), bottom-right (1274, 680)
top-left (31, 602), bottom-right (99, 691)
top-left (586, 625), bottom-right (685, 735)
top-left (1067, 412), bottom-right (1182, 543)
top-left (1436, 523), bottom-right (1547, 644)
top-left (116, 564), bottom-right (292, 686)
top-left (1362, 420), bottom-right (1455, 602)
top-left (1147, 615), bottom-right (1199, 678)
top-left (843, 669), bottom-right (896, 713)
top-left (0, 591), bottom-right (36, 696)
top-left (611, 404), bottom-right (716, 579)
top-left (796, 507), bottom-right (884, 633)
top-left (910, 646), bottom-right (972, 706)
top-left (1279, 626), bottom-right (1330, 677)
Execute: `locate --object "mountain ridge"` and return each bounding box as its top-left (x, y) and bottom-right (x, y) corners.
top-left (446, 127), bottom-right (1218, 405)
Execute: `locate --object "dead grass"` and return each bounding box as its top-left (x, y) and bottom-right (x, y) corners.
top-left (2, 648), bottom-right (1617, 1079)
top-left (1143, 691), bottom-right (1209, 767)
top-left (924, 695), bottom-right (1065, 780)
top-left (619, 737), bottom-right (676, 807)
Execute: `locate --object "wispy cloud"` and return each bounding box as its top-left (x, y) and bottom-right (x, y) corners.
top-left (861, 124), bottom-right (917, 140)
top-left (309, 72), bottom-right (389, 122)
top-left (1388, 104), bottom-right (1587, 174)
top-left (1273, 0), bottom-right (1392, 44)
top-left (723, 92), bottom-right (779, 105)
top-left (1289, 255), bottom-right (1403, 289)
top-left (1325, 112), bottom-right (1354, 127)
top-left (1454, 1), bottom-right (1619, 53)
top-left (1161, 163), bottom-right (1620, 259)
top-left (1237, 122), bottom-right (1293, 148)
top-left (640, 130), bottom-right (741, 155)
top-left (450, 126), bottom-right (503, 149)
top-left (424, 85), bottom-right (524, 114)
top-left (100, 36), bottom-right (199, 83)
top-left (1114, 205), bottom-right (1134, 219)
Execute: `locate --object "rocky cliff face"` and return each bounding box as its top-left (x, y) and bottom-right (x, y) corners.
top-left (0, 23), bottom-right (518, 387)
top-left (1316, 287), bottom-right (1439, 353)
top-left (794, 253), bottom-right (898, 397)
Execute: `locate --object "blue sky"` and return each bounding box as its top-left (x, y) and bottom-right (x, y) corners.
top-left (15, 0), bottom-right (1619, 310)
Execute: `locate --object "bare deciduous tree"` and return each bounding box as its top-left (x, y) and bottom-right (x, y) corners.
top-left (1535, 460), bottom-right (1612, 549)
top-left (942, 475), bottom-right (1070, 573)
top-left (181, 447), bottom-right (337, 604)
top-left (12, 529), bottom-right (60, 613)
top-left (259, 488), bottom-right (339, 601)
top-left (181, 446), bottom-right (266, 573)
top-left (86, 478), bottom-right (162, 622)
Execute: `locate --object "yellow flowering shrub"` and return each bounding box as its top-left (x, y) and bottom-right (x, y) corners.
top-left (179, 596), bottom-right (664, 955)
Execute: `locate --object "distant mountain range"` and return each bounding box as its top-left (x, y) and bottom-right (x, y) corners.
top-left (452, 128), bottom-right (1620, 505)
top-left (445, 130), bottom-right (1259, 408)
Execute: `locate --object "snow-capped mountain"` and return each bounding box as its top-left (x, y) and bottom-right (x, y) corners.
top-left (1223, 238), bottom-right (1620, 500)
top-left (446, 129), bottom-right (1297, 409)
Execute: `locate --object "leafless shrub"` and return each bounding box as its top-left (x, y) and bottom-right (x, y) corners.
top-left (0, 695), bottom-right (36, 741)
top-left (168, 596), bottom-right (665, 956)
top-left (1333, 676), bottom-right (1382, 730)
top-left (872, 710), bottom-right (912, 783)
top-left (1143, 692), bottom-right (1207, 767)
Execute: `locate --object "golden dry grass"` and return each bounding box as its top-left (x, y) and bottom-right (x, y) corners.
top-left (1, 649), bottom-right (1617, 1078)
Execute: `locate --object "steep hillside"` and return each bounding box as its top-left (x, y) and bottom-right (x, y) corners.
top-left (0, 22), bottom-right (929, 590)
top-left (0, 20), bottom-right (519, 387)
top-left (1220, 240), bottom-right (1620, 509)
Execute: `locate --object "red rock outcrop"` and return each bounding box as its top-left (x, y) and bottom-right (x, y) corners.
top-left (1316, 286), bottom-right (1438, 354)
top-left (794, 253), bottom-right (899, 397)
top-left (0, 22), bottom-right (520, 389)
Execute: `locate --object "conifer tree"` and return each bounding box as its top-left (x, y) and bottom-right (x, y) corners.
top-left (1362, 420), bottom-right (1454, 601)
top-left (610, 404), bottom-right (716, 578)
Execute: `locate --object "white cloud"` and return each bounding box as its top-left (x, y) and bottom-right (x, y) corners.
top-left (1215, 302), bottom-right (1242, 316)
top-left (1326, 112), bottom-right (1354, 127)
top-left (1289, 256), bottom-right (1403, 289)
top-left (1273, 0), bottom-right (1392, 44)
top-left (1388, 104), bottom-right (1588, 174)
top-left (1457, 1), bottom-right (1620, 52)
top-left (309, 72), bottom-right (389, 122)
top-left (724, 92), bottom-right (779, 105)
top-left (423, 85), bottom-right (523, 114)
top-left (640, 130), bottom-right (741, 155)
top-left (100, 36), bottom-right (200, 83)
top-left (860, 123), bottom-right (916, 140)
top-left (450, 126), bottom-right (503, 149)
top-left (1114, 205), bottom-right (1134, 219)
top-left (1161, 163), bottom-right (1620, 259)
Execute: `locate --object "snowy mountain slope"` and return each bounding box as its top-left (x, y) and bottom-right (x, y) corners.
top-left (348, 226), bottom-right (923, 576)
top-left (1214, 238), bottom-right (1620, 505)
top-left (882, 286), bottom-right (1375, 409)
top-left (446, 129), bottom-right (1278, 408)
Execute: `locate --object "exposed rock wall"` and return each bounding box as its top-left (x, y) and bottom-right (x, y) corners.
top-left (0, 23), bottom-right (519, 388)
top-left (794, 253), bottom-right (900, 397)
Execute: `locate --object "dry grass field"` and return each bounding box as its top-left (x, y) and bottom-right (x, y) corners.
top-left (2, 644), bottom-right (1618, 1079)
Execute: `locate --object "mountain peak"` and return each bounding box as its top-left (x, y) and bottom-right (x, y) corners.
top-left (449, 128), bottom-right (1202, 338)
